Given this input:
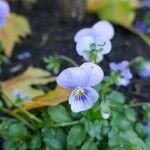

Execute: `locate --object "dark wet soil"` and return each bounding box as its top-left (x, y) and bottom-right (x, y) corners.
top-left (1, 0), bottom-right (150, 108)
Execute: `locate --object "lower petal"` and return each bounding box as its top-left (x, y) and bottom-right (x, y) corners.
top-left (69, 87), bottom-right (99, 113)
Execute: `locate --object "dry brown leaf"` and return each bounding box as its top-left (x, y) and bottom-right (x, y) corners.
top-left (0, 13), bottom-right (31, 57)
top-left (0, 67), bottom-right (55, 105)
top-left (14, 86), bottom-right (71, 112)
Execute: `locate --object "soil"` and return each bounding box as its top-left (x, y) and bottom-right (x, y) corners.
top-left (1, 0), bottom-right (150, 114)
top-left (0, 0), bottom-right (150, 149)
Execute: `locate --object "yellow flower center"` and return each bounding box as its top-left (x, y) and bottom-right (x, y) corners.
top-left (76, 90), bottom-right (83, 96)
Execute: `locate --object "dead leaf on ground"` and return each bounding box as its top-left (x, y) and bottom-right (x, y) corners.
top-left (0, 13), bottom-right (31, 57)
top-left (14, 86), bottom-right (71, 112)
top-left (0, 67), bottom-right (55, 105)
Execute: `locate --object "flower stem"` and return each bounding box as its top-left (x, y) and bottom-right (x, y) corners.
top-left (0, 91), bottom-right (43, 126)
top-left (18, 105), bottom-right (43, 126)
top-left (0, 107), bottom-right (34, 130)
top-left (58, 55), bottom-right (78, 67)
top-left (123, 102), bottom-right (150, 108)
top-left (50, 120), bottom-right (80, 127)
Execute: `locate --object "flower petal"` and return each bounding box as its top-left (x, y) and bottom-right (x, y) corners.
top-left (76, 35), bottom-right (94, 57)
top-left (69, 87), bottom-right (98, 112)
top-left (74, 28), bottom-right (92, 42)
top-left (121, 69), bottom-right (132, 80)
top-left (117, 78), bottom-right (129, 86)
top-left (117, 61), bottom-right (129, 71)
top-left (95, 36), bottom-right (112, 55)
top-left (92, 21), bottom-right (115, 40)
top-left (139, 63), bottom-right (150, 78)
top-left (0, 1), bottom-right (10, 18)
top-left (80, 62), bottom-right (104, 86)
top-left (56, 67), bottom-right (89, 89)
top-left (109, 62), bottom-right (118, 71)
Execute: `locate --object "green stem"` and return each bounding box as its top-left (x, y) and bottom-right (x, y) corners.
top-left (50, 120), bottom-right (80, 127)
top-left (58, 55), bottom-right (78, 67)
top-left (0, 107), bottom-right (34, 130)
top-left (123, 102), bottom-right (150, 108)
top-left (18, 105), bottom-right (43, 126)
top-left (0, 91), bottom-right (43, 126)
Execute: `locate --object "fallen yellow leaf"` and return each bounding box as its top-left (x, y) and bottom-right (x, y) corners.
top-left (14, 86), bottom-right (71, 111)
top-left (0, 67), bottom-right (55, 105)
top-left (0, 13), bottom-right (31, 57)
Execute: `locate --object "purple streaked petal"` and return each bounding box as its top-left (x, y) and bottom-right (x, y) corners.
top-left (80, 62), bottom-right (104, 86)
top-left (69, 87), bottom-right (98, 112)
top-left (0, 1), bottom-right (10, 18)
top-left (92, 21), bottom-right (115, 40)
top-left (95, 36), bottom-right (112, 55)
top-left (74, 28), bottom-right (92, 42)
top-left (56, 67), bottom-right (89, 89)
top-left (76, 35), bottom-right (94, 57)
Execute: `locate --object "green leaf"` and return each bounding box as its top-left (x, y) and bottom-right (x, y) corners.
top-left (67, 125), bottom-right (86, 149)
top-left (84, 119), bottom-right (102, 140)
top-left (107, 90), bottom-right (125, 106)
top-left (42, 127), bottom-right (66, 150)
top-left (145, 135), bottom-right (150, 150)
top-left (3, 140), bottom-right (17, 150)
top-left (81, 140), bottom-right (99, 150)
top-left (29, 134), bottom-right (42, 150)
top-left (8, 123), bottom-right (27, 140)
top-left (48, 105), bottom-right (72, 123)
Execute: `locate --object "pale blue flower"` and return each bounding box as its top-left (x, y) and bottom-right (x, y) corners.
top-left (0, 0), bottom-right (10, 27)
top-left (76, 35), bottom-right (112, 62)
top-left (138, 62), bottom-right (150, 78)
top-left (56, 62), bottom-right (104, 112)
top-left (74, 21), bottom-right (114, 62)
top-left (17, 51), bottom-right (31, 60)
top-left (109, 61), bottom-right (133, 86)
top-left (13, 89), bottom-right (32, 102)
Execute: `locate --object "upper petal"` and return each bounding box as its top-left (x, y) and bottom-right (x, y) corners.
top-left (56, 67), bottom-right (89, 89)
top-left (69, 87), bottom-right (98, 112)
top-left (92, 21), bottom-right (115, 40)
top-left (118, 61), bottom-right (129, 71)
top-left (76, 35), bottom-right (94, 57)
top-left (74, 28), bottom-right (92, 42)
top-left (80, 62), bottom-right (104, 86)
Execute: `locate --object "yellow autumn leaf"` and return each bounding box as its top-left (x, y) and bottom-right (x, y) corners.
top-left (0, 67), bottom-right (55, 105)
top-left (86, 0), bottom-right (140, 27)
top-left (14, 86), bottom-right (71, 112)
top-left (0, 13), bottom-right (31, 57)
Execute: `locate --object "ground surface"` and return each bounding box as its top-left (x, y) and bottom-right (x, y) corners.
top-left (1, 0), bottom-right (150, 113)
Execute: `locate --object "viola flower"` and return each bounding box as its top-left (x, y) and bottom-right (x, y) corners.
top-left (74, 21), bottom-right (114, 63)
top-left (56, 62), bottom-right (104, 112)
top-left (138, 62), bottom-right (150, 78)
top-left (109, 61), bottom-right (133, 86)
top-left (0, 0), bottom-right (10, 27)
top-left (13, 89), bottom-right (32, 102)
top-left (17, 51), bottom-right (31, 60)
